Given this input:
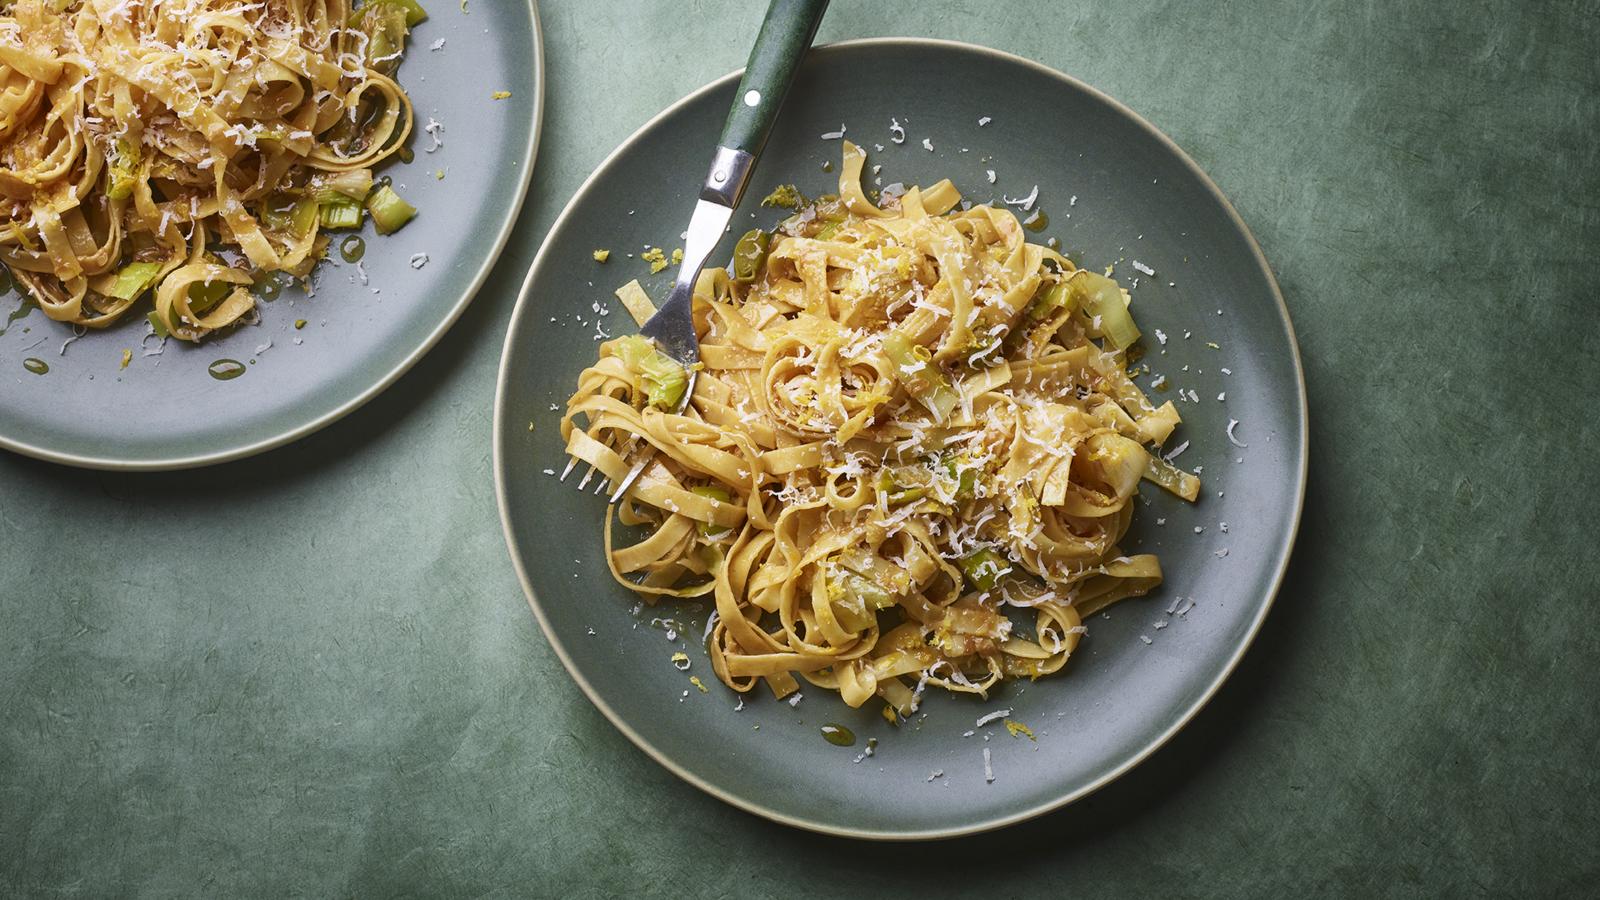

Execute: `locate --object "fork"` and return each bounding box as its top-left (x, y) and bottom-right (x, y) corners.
top-left (608, 0), bottom-right (830, 503)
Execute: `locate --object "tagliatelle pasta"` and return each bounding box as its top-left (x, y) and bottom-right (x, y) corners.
top-left (0, 0), bottom-right (422, 341)
top-left (559, 141), bottom-right (1200, 720)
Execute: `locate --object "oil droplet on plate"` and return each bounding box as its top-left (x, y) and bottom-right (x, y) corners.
top-left (22, 357), bottom-right (47, 375)
top-left (208, 359), bottom-right (246, 381)
top-left (1, 298), bottom-right (33, 337)
top-left (820, 724), bottom-right (856, 747)
top-left (1022, 209), bottom-right (1049, 232)
top-left (339, 235), bottom-right (367, 264)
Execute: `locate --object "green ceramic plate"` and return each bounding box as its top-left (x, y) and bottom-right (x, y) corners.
top-left (495, 38), bottom-right (1305, 839)
top-left (0, 2), bottom-right (542, 471)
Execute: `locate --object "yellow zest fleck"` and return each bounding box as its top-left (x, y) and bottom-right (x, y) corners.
top-left (1206, 341), bottom-right (1220, 349)
top-left (1004, 719), bottom-right (1035, 741)
top-left (1103, 263), bottom-right (1116, 276)
top-left (491, 90), bottom-right (512, 100)
top-left (294, 319), bottom-right (306, 329)
top-left (688, 675), bottom-right (708, 693)
top-left (670, 651), bottom-right (690, 671)
top-left (435, 169), bottom-right (445, 180)
top-left (670, 248), bottom-right (683, 265)
top-left (592, 249), bottom-right (610, 263)
top-left (641, 246), bottom-right (668, 274)
top-left (119, 349), bottom-right (131, 370)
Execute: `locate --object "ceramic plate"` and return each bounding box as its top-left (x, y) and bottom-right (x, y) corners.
top-left (0, 2), bottom-right (543, 470)
top-left (495, 38), bottom-right (1305, 839)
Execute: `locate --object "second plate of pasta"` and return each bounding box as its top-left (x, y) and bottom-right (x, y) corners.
top-left (0, 0), bottom-right (542, 469)
top-left (496, 39), bottom-right (1305, 839)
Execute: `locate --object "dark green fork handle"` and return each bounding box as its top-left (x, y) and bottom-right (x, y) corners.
top-left (720, 0), bottom-right (829, 156)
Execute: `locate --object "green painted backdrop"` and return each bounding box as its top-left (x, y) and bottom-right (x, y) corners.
top-left (3, 0), bottom-right (1596, 895)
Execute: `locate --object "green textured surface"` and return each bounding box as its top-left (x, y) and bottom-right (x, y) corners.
top-left (2, 0), bottom-right (1597, 893)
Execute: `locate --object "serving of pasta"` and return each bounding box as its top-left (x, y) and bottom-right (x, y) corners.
top-left (560, 141), bottom-right (1200, 720)
top-left (0, 0), bottom-right (422, 341)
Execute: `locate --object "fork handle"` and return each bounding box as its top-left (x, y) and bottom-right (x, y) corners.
top-left (718, 0), bottom-right (829, 160)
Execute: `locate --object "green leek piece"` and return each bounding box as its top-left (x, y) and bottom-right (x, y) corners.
top-left (146, 310), bottom-right (170, 339)
top-left (690, 485), bottom-right (733, 538)
top-left (944, 456), bottom-right (977, 500)
top-left (104, 261), bottom-right (162, 301)
top-left (187, 278), bottom-right (233, 316)
top-left (615, 335), bottom-right (689, 411)
top-left (349, 0), bottom-right (428, 27)
top-left (319, 198), bottom-right (364, 230)
top-left (260, 198), bottom-right (292, 235)
top-left (731, 228), bottom-right (770, 283)
top-left (874, 467), bottom-right (926, 506)
top-left (959, 547), bottom-right (1010, 593)
top-left (366, 185), bottom-right (416, 234)
top-left (886, 486), bottom-right (926, 506)
top-left (290, 199), bottom-right (319, 237)
top-left (105, 138), bottom-right (140, 201)
top-left (813, 217), bottom-right (845, 240)
top-left (1142, 451), bottom-right (1201, 502)
top-left (759, 184), bottom-right (807, 209)
top-left (262, 195), bottom-right (318, 237)
top-left (1093, 433), bottom-right (1149, 498)
top-left (1026, 280), bottom-right (1071, 319)
top-left (349, 0), bottom-right (424, 70)
top-left (365, 10), bottom-right (408, 67)
top-left (827, 564), bottom-right (895, 633)
top-left (311, 169), bottom-right (374, 203)
top-left (882, 332), bottom-right (959, 423)
top-left (1070, 270), bottom-right (1140, 349)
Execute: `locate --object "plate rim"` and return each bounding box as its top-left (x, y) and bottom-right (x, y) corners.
top-left (0, 0), bottom-right (546, 472)
top-left (493, 36), bottom-right (1308, 841)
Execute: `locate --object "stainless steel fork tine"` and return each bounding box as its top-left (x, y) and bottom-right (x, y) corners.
top-left (609, 458), bottom-right (649, 504)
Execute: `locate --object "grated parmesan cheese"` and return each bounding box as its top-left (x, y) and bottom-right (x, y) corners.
top-left (1226, 418), bottom-right (1248, 447)
top-left (975, 708), bottom-right (1012, 728)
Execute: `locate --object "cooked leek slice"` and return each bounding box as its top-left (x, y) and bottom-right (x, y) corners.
top-left (104, 262), bottom-right (163, 301)
top-left (1070, 270), bottom-right (1140, 349)
top-left (731, 229), bottom-right (770, 283)
top-left (691, 485), bottom-right (734, 537)
top-left (615, 335), bottom-right (688, 411)
top-left (366, 185), bottom-right (416, 234)
top-left (959, 548), bottom-right (1011, 592)
top-left (319, 198), bottom-right (364, 230)
top-left (882, 332), bottom-right (959, 423)
top-left (105, 139), bottom-right (140, 201)
top-left (311, 169), bottom-right (375, 203)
